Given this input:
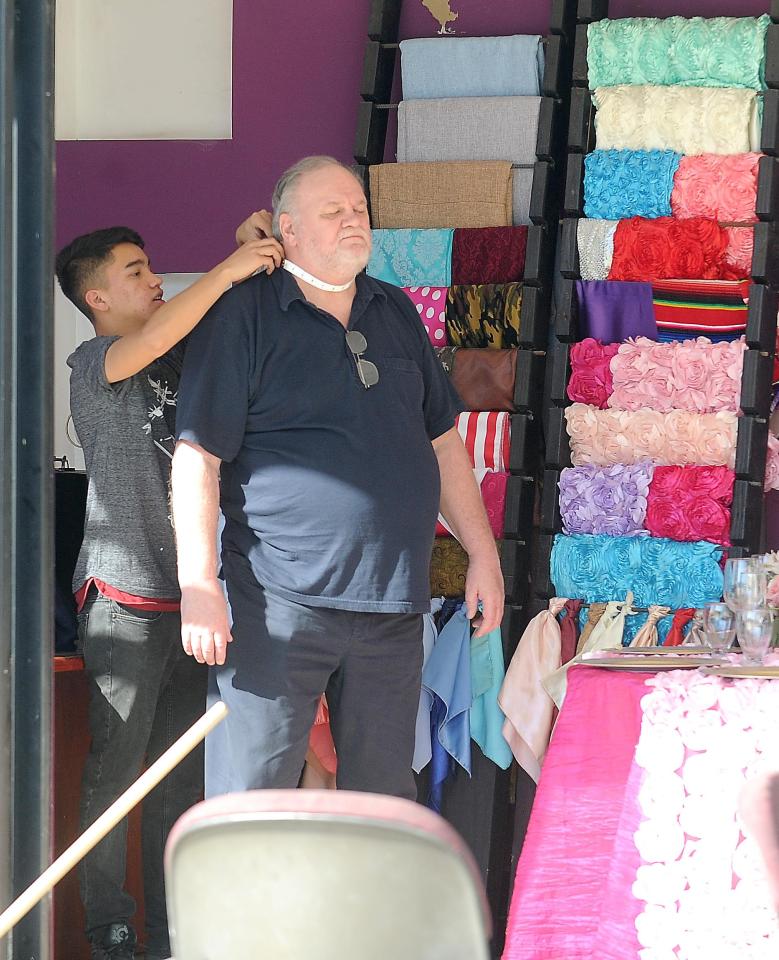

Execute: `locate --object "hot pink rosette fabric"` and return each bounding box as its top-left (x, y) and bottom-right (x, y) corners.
top-left (564, 403), bottom-right (738, 468)
top-left (436, 469), bottom-right (508, 538)
top-left (567, 338), bottom-right (620, 408)
top-left (609, 336), bottom-right (746, 414)
top-left (645, 465), bottom-right (734, 546)
top-left (671, 153), bottom-right (760, 223)
top-left (402, 286), bottom-right (448, 345)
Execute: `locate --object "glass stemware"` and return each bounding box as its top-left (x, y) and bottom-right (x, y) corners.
top-left (723, 557), bottom-right (766, 613)
top-left (736, 608), bottom-right (773, 665)
top-left (701, 602), bottom-right (736, 655)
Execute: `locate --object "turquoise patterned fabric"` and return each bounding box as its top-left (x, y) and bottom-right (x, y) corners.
top-left (587, 15), bottom-right (770, 90)
top-left (367, 229), bottom-right (453, 287)
top-left (583, 149), bottom-right (681, 220)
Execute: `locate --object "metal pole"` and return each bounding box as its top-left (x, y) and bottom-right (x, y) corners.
top-left (0, 0), bottom-right (15, 956)
top-left (10, 0), bottom-right (55, 958)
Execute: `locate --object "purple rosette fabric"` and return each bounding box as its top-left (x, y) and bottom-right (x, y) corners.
top-left (558, 462), bottom-right (654, 537)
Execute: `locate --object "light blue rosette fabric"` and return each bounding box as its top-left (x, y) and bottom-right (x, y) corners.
top-left (587, 15), bottom-right (770, 90)
top-left (583, 150), bottom-right (681, 220)
top-left (367, 228), bottom-right (453, 287)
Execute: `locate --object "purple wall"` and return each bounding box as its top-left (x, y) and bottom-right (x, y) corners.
top-left (55, 0), bottom-right (768, 272)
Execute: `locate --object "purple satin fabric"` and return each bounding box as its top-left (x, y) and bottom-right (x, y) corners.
top-left (576, 280), bottom-right (657, 342)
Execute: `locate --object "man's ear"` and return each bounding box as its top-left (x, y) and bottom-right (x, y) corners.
top-left (278, 212), bottom-right (296, 246)
top-left (84, 288), bottom-right (109, 314)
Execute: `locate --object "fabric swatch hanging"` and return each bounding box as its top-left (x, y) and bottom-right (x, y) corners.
top-left (577, 219), bottom-right (618, 280)
top-left (399, 35), bottom-right (545, 100)
top-left (435, 346), bottom-right (518, 412)
top-left (583, 149), bottom-right (680, 220)
top-left (470, 626), bottom-right (513, 770)
top-left (559, 462), bottom-right (653, 537)
top-left (566, 338), bottom-right (619, 408)
top-left (575, 280), bottom-right (657, 341)
top-left (436, 470), bottom-right (508, 539)
top-left (446, 283), bottom-right (522, 348)
top-left (652, 278), bottom-right (750, 342)
top-left (402, 286), bottom-right (448, 345)
top-left (367, 228), bottom-right (453, 287)
top-left (430, 539), bottom-right (503, 597)
top-left (451, 226), bottom-right (528, 284)
top-left (368, 160), bottom-right (514, 229)
top-left (592, 86), bottom-right (761, 155)
top-left (671, 153), bottom-right (760, 222)
top-left (586, 15), bottom-right (769, 90)
top-left (455, 411), bottom-right (511, 471)
top-left (645, 465), bottom-right (734, 546)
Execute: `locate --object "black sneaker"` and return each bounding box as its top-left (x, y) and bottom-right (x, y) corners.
top-left (90, 922), bottom-right (137, 960)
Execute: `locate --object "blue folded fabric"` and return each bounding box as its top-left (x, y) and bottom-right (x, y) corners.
top-left (367, 228), bottom-right (453, 287)
top-left (551, 534), bottom-right (723, 609)
top-left (399, 36), bottom-right (545, 100)
top-left (469, 627), bottom-right (512, 769)
top-left (413, 599), bottom-right (444, 774)
top-left (583, 149), bottom-right (681, 220)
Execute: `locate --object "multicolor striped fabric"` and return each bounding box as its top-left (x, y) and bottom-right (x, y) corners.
top-left (456, 412), bottom-right (511, 471)
top-left (651, 278), bottom-right (750, 343)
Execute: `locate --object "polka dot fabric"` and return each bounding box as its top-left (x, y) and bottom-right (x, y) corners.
top-left (403, 286), bottom-right (449, 346)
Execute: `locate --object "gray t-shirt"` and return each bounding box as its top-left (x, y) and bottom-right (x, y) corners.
top-left (67, 336), bottom-right (183, 598)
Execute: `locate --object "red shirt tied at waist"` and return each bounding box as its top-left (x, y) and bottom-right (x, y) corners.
top-left (74, 577), bottom-right (180, 613)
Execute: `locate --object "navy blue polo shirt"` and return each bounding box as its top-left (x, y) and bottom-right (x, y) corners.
top-left (176, 268), bottom-right (462, 613)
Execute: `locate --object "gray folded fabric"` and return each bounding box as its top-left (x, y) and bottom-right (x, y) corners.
top-left (400, 36), bottom-right (544, 99)
top-left (511, 169), bottom-right (534, 226)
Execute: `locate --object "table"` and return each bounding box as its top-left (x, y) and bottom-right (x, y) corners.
top-left (502, 663), bottom-right (779, 959)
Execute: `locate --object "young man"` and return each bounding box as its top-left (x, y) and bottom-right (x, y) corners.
top-left (57, 221), bottom-right (282, 960)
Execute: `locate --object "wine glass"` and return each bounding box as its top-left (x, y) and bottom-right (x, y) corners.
top-left (701, 602), bottom-right (736, 655)
top-left (723, 557), bottom-right (766, 613)
top-left (736, 608), bottom-right (773, 665)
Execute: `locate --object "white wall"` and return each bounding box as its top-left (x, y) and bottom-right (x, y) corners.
top-left (54, 273), bottom-right (203, 469)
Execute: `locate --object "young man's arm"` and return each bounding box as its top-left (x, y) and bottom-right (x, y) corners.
top-left (104, 236), bottom-right (282, 383)
top-left (433, 426), bottom-right (505, 637)
top-left (170, 439), bottom-right (231, 666)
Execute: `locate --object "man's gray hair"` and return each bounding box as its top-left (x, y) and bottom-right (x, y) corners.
top-left (271, 156), bottom-right (365, 239)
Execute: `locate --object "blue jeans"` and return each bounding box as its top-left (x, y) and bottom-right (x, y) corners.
top-left (77, 594), bottom-right (207, 954)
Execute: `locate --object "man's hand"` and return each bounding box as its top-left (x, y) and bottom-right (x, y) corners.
top-left (180, 578), bottom-right (233, 666)
top-left (235, 209), bottom-right (274, 246)
top-left (218, 237), bottom-right (283, 284)
top-left (464, 551), bottom-right (504, 638)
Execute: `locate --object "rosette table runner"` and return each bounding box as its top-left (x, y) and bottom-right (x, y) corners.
top-left (399, 35), bottom-right (545, 100)
top-left (592, 86), bottom-right (761, 155)
top-left (402, 286), bottom-right (448, 345)
top-left (455, 411), bottom-right (511, 471)
top-left (451, 226), bottom-right (528, 284)
top-left (671, 153), bottom-right (760, 222)
top-left (550, 533), bottom-right (724, 608)
top-left (559, 462), bottom-right (652, 538)
top-left (586, 15), bottom-right (770, 90)
top-left (446, 283), bottom-right (522, 348)
top-left (367, 228), bottom-right (453, 287)
top-left (368, 160), bottom-right (514, 229)
top-left (564, 404), bottom-right (738, 468)
top-left (566, 339), bottom-right (619, 408)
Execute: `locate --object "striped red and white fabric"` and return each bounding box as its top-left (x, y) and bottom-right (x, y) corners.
top-left (456, 411), bottom-right (511, 471)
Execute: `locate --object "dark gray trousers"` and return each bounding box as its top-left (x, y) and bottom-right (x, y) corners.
top-left (206, 549), bottom-right (424, 799)
top-left (77, 594), bottom-right (207, 953)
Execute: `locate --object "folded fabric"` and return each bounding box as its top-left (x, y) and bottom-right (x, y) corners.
top-left (413, 598), bottom-right (444, 774)
top-left (550, 533), bottom-right (724, 608)
top-left (567, 338), bottom-right (620, 408)
top-left (671, 153), bottom-right (760, 223)
top-left (630, 605), bottom-right (671, 647)
top-left (435, 345), bottom-right (517, 412)
top-left (397, 96), bottom-right (541, 166)
top-left (564, 404), bottom-right (738, 468)
top-left (368, 161), bottom-right (513, 229)
top-left (498, 597), bottom-right (566, 783)
top-left (456, 411), bottom-right (511, 471)
top-left (559, 462), bottom-right (653, 537)
top-left (399, 35), bottom-right (544, 100)
top-left (437, 469), bottom-right (508, 538)
top-left (577, 602), bottom-right (607, 653)
top-left (575, 280), bottom-right (657, 341)
top-left (470, 626), bottom-right (513, 769)
top-left (583, 150), bottom-right (680, 220)
top-left (587, 15), bottom-right (770, 90)
top-left (577, 219), bottom-right (618, 280)
top-left (430, 538), bottom-right (469, 597)
top-left (367, 228), bottom-right (453, 286)
top-left (593, 86), bottom-right (761, 155)
top-left (608, 217), bottom-right (747, 282)
top-left (645, 465), bottom-right (733, 546)
top-left (402, 286), bottom-right (448, 345)
top-left (446, 283), bottom-right (522, 348)
top-left (609, 336), bottom-right (746, 413)
top-left (652, 278), bottom-right (750, 342)
top-left (451, 226), bottom-right (527, 284)
top-left (723, 226), bottom-right (754, 277)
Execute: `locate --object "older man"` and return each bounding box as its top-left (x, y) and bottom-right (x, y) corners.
top-left (171, 155), bottom-right (503, 798)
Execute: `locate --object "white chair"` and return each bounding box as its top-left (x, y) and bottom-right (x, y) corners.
top-left (164, 789), bottom-right (492, 960)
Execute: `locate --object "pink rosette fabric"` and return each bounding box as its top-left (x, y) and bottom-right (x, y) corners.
top-left (402, 286), bottom-right (448, 345)
top-left (567, 338), bottom-right (620, 408)
top-left (723, 226), bottom-right (754, 276)
top-left (436, 469), bottom-right (508, 538)
top-left (609, 336), bottom-right (746, 414)
top-left (646, 465), bottom-right (734, 546)
top-left (564, 403), bottom-right (738, 468)
top-left (671, 153), bottom-right (760, 223)
top-left (765, 434), bottom-right (779, 492)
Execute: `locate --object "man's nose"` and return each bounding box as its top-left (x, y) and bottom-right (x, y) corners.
top-left (150, 271), bottom-right (163, 286)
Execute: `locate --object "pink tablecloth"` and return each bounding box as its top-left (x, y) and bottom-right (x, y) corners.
top-left (502, 666), bottom-right (650, 960)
